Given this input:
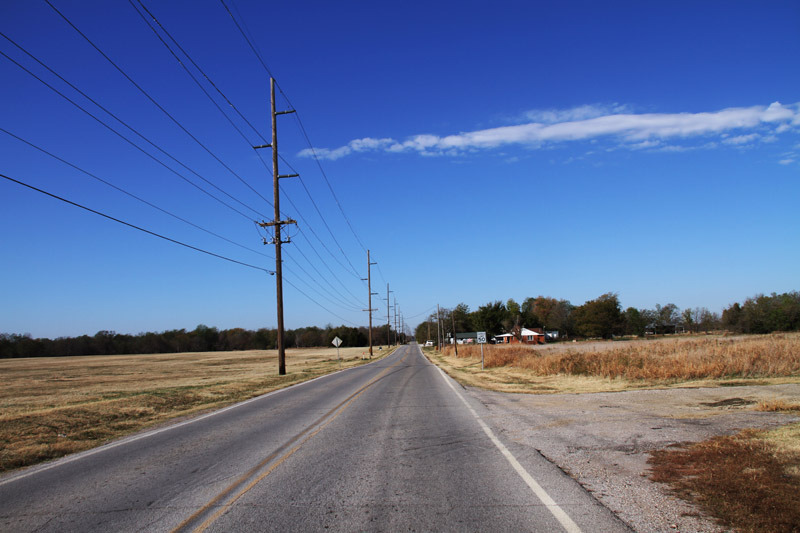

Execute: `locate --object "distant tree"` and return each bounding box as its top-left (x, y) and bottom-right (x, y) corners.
top-left (503, 299), bottom-right (521, 333)
top-left (722, 302), bottom-right (743, 332)
top-left (695, 307), bottom-right (720, 332)
top-left (624, 307), bottom-right (648, 336)
top-left (572, 293), bottom-right (624, 339)
top-left (681, 308), bottom-right (695, 333)
top-left (654, 303), bottom-right (680, 334)
top-left (452, 303), bottom-right (474, 332)
top-left (472, 301), bottom-right (508, 337)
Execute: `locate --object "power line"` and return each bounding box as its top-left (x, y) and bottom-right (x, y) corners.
top-left (282, 275), bottom-right (360, 328)
top-left (283, 247), bottom-right (365, 310)
top-left (0, 37), bottom-right (266, 221)
top-left (218, 0), bottom-right (277, 80)
top-left (219, 0), bottom-right (370, 276)
top-left (279, 186), bottom-right (363, 280)
top-left (128, 3), bottom-right (369, 297)
top-left (131, 0), bottom-right (268, 144)
top-left (0, 172), bottom-right (274, 275)
top-left (0, 127), bottom-right (272, 261)
top-left (45, 0), bottom-right (270, 215)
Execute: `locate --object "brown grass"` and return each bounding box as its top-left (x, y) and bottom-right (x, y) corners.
top-left (757, 399), bottom-right (800, 413)
top-left (431, 333), bottom-right (800, 393)
top-left (0, 347), bottom-right (391, 473)
top-left (649, 423), bottom-right (800, 532)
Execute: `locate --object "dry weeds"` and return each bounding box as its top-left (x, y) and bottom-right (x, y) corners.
top-left (0, 347), bottom-right (391, 473)
top-left (649, 423), bottom-right (800, 533)
top-left (429, 333), bottom-right (800, 394)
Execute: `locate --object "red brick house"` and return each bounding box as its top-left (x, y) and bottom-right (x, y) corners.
top-left (494, 327), bottom-right (546, 345)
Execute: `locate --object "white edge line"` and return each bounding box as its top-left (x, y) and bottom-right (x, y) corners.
top-left (432, 360), bottom-right (582, 533)
top-left (0, 350), bottom-right (397, 487)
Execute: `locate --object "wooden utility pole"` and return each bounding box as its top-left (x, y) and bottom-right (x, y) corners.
top-left (452, 311), bottom-right (458, 356)
top-left (363, 250), bottom-right (378, 358)
top-left (256, 78), bottom-right (297, 375)
top-left (393, 298), bottom-right (398, 345)
top-left (386, 283), bottom-right (392, 349)
top-left (437, 304), bottom-right (441, 351)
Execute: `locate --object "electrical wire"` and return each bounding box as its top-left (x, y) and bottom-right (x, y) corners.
top-left (0, 37), bottom-right (266, 221)
top-left (132, 0), bottom-right (268, 144)
top-left (218, 0), bottom-right (371, 277)
top-left (45, 0), bottom-right (271, 215)
top-left (0, 172), bottom-right (273, 275)
top-left (0, 127), bottom-right (272, 261)
top-left (129, 2), bottom-right (370, 298)
top-left (282, 274), bottom-right (360, 328)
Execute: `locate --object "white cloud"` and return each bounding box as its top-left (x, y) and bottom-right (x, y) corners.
top-left (523, 104), bottom-right (631, 124)
top-left (297, 137), bottom-right (394, 161)
top-left (779, 158), bottom-right (795, 165)
top-left (300, 102), bottom-right (800, 160)
top-left (723, 133), bottom-right (759, 145)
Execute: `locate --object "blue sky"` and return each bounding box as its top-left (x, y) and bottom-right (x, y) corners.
top-left (1, 1), bottom-right (798, 339)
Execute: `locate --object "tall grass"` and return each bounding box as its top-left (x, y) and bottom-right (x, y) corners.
top-left (444, 333), bottom-right (800, 380)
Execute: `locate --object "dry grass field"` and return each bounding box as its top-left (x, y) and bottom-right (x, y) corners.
top-left (0, 346), bottom-right (391, 473)
top-left (429, 333), bottom-right (800, 394)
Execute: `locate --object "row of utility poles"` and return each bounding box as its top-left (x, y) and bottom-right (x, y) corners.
top-left (257, 77), bottom-right (403, 374)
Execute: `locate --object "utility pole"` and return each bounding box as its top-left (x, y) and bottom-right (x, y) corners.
top-left (256, 77), bottom-right (297, 375)
top-left (386, 283), bottom-right (393, 349)
top-left (363, 250), bottom-right (378, 358)
top-left (437, 304), bottom-right (441, 351)
top-left (452, 311), bottom-right (458, 356)
top-left (394, 298), bottom-right (397, 346)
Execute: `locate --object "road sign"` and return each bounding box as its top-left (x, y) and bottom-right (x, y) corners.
top-left (476, 332), bottom-right (487, 344)
top-left (332, 336), bottom-right (342, 368)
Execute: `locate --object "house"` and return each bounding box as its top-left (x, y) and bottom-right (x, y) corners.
top-left (446, 332), bottom-right (480, 344)
top-left (493, 327), bottom-right (546, 345)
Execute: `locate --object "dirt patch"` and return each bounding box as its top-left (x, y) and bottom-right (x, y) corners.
top-left (469, 383), bottom-right (800, 532)
top-left (649, 428), bottom-right (800, 533)
top-left (700, 397), bottom-right (756, 408)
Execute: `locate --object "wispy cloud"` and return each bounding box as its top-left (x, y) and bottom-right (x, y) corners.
top-left (299, 102), bottom-right (800, 160)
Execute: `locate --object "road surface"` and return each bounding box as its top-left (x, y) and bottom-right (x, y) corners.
top-left (0, 344), bottom-right (629, 532)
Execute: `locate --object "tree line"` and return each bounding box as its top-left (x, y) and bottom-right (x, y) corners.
top-left (414, 291), bottom-right (800, 343)
top-left (0, 323), bottom-right (401, 359)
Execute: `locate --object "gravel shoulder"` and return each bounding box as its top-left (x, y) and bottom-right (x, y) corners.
top-left (468, 383), bottom-right (800, 532)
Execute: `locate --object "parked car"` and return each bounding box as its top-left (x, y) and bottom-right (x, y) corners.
top-left (424, 340), bottom-right (434, 346)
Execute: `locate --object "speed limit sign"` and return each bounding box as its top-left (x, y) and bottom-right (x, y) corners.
top-left (477, 331), bottom-right (487, 344)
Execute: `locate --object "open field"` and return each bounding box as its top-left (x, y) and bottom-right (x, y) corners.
top-left (428, 333), bottom-right (800, 394)
top-left (0, 346), bottom-right (393, 473)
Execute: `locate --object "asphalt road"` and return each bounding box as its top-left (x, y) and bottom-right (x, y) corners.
top-left (0, 344), bottom-right (629, 532)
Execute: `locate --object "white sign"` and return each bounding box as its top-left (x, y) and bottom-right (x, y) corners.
top-left (332, 336), bottom-right (343, 347)
top-left (477, 331), bottom-right (487, 344)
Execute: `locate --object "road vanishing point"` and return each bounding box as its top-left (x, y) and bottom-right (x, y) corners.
top-left (0, 344), bottom-right (629, 532)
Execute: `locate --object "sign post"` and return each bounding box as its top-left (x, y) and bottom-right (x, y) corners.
top-left (332, 336), bottom-right (343, 368)
top-left (476, 331), bottom-right (487, 370)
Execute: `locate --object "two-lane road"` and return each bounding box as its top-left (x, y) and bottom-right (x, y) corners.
top-left (0, 344), bottom-right (629, 532)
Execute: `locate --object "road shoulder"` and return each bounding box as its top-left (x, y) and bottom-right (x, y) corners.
top-left (465, 383), bottom-right (800, 532)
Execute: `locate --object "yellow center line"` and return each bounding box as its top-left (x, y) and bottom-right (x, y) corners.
top-left (173, 348), bottom-right (410, 533)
